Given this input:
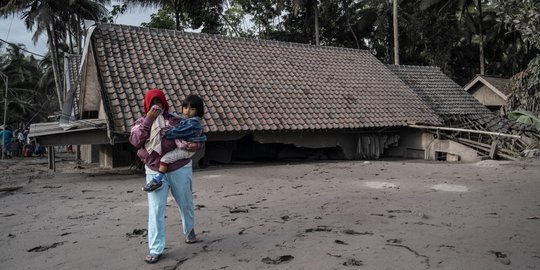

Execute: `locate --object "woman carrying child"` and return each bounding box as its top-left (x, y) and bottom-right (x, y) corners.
top-left (142, 94), bottom-right (207, 192)
top-left (129, 89), bottom-right (204, 264)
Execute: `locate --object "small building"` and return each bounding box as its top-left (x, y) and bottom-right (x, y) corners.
top-left (464, 75), bottom-right (510, 112)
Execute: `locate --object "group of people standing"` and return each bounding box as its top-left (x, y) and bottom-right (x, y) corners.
top-left (129, 89), bottom-right (207, 264)
top-left (0, 126), bottom-right (29, 159)
top-left (0, 126), bottom-right (47, 158)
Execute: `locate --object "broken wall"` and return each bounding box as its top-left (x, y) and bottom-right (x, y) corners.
top-left (202, 131), bottom-right (404, 165)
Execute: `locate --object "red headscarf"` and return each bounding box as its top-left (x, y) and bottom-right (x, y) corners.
top-left (144, 89), bottom-right (169, 113)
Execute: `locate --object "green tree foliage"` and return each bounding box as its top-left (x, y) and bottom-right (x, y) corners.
top-left (102, 4), bottom-right (128, 24)
top-left (0, 0), bottom-right (109, 110)
top-left (217, 1), bottom-right (534, 85)
top-left (497, 0), bottom-right (540, 115)
top-left (0, 44), bottom-right (55, 125)
top-left (220, 1), bottom-right (255, 37)
top-left (496, 0), bottom-right (540, 50)
top-left (141, 8), bottom-right (176, 29)
top-left (124, 0), bottom-right (224, 33)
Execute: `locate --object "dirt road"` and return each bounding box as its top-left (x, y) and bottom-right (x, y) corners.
top-left (1, 155), bottom-right (539, 269)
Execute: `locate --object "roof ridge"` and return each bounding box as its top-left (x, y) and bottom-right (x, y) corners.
top-left (98, 23), bottom-right (371, 54)
top-left (387, 64), bottom-right (441, 70)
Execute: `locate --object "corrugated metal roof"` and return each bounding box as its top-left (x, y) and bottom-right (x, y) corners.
top-left (29, 119), bottom-right (107, 138)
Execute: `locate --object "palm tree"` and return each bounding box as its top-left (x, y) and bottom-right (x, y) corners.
top-left (0, 44), bottom-right (48, 124)
top-left (290, 0), bottom-right (320, 45)
top-left (420, 0), bottom-right (488, 74)
top-left (62, 1), bottom-right (110, 53)
top-left (0, 0), bottom-right (109, 110)
top-left (124, 0), bottom-right (224, 31)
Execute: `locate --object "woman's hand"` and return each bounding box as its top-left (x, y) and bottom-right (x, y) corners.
top-left (146, 105), bottom-right (163, 122)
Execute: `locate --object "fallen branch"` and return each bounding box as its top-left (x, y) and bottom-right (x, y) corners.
top-left (0, 186), bottom-right (23, 192)
top-left (171, 257), bottom-right (190, 270)
top-left (387, 243), bottom-right (430, 268)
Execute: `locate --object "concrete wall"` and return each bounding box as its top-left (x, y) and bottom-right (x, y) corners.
top-left (99, 144), bottom-right (113, 168)
top-left (85, 143), bottom-right (134, 168)
top-left (386, 129), bottom-right (480, 162)
top-left (98, 101), bottom-right (107, 119)
top-left (427, 138), bottom-right (480, 162)
top-left (80, 144), bottom-right (99, 163)
top-left (470, 85), bottom-right (505, 107)
top-left (386, 129), bottom-right (426, 158)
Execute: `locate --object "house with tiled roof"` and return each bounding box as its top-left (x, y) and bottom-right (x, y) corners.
top-left (464, 75), bottom-right (511, 111)
top-left (32, 23), bottom-right (455, 168)
top-left (388, 65), bottom-right (535, 160)
top-left (28, 53), bottom-right (107, 169)
top-left (389, 66), bottom-right (502, 128)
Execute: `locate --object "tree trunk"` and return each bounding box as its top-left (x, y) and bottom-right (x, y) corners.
top-left (52, 24), bottom-right (65, 101)
top-left (343, 0), bottom-right (360, 49)
top-left (68, 29), bottom-right (74, 54)
top-left (78, 15), bottom-right (82, 54)
top-left (393, 0), bottom-right (399, 65)
top-left (478, 0), bottom-right (485, 75)
top-left (175, 11), bottom-right (181, 30)
top-left (47, 25), bottom-right (64, 110)
top-left (314, 3), bottom-right (319, 45)
top-left (67, 14), bottom-right (73, 54)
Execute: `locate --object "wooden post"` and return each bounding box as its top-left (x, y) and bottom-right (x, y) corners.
top-left (393, 0), bottom-right (399, 65)
top-left (47, 146), bottom-right (56, 172)
top-left (489, 141), bottom-right (498, 159)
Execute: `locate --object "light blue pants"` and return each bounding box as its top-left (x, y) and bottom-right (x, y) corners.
top-left (146, 165), bottom-right (194, 255)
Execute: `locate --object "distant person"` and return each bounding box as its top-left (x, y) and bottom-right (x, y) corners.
top-left (34, 143), bottom-right (46, 157)
top-left (0, 126), bottom-right (13, 158)
top-left (23, 143), bottom-right (33, 157)
top-left (17, 129), bottom-right (25, 156)
top-left (23, 128), bottom-right (30, 145)
top-left (142, 94), bottom-right (207, 192)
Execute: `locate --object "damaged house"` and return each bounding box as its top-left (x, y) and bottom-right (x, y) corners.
top-left (30, 23), bottom-right (536, 168)
top-left (388, 65), bottom-right (538, 161)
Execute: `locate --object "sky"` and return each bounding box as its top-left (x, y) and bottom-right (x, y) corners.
top-left (0, 3), bottom-right (157, 57)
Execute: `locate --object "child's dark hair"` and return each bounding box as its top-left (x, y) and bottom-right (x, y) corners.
top-left (182, 94), bottom-right (204, 117)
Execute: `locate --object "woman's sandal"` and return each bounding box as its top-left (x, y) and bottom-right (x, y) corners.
top-left (185, 229), bottom-right (198, 244)
top-left (144, 254), bottom-right (162, 264)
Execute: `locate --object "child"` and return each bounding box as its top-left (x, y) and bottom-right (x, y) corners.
top-left (142, 94), bottom-right (207, 192)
